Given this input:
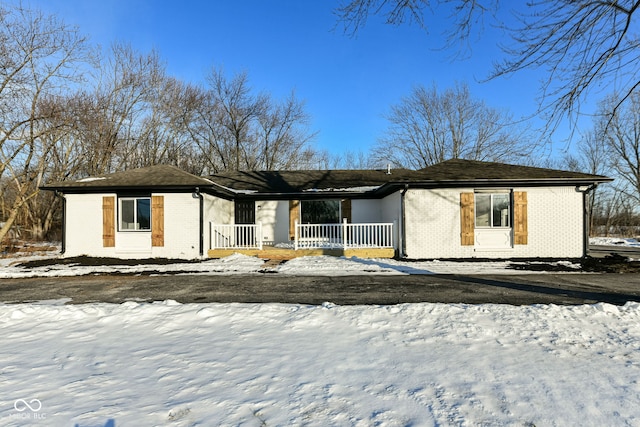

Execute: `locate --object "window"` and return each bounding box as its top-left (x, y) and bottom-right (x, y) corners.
top-left (475, 193), bottom-right (510, 228)
top-left (301, 200), bottom-right (340, 224)
top-left (119, 197), bottom-right (151, 231)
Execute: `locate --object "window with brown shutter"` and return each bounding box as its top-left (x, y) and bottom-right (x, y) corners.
top-left (151, 195), bottom-right (164, 247)
top-left (460, 192), bottom-right (475, 246)
top-left (102, 196), bottom-right (115, 247)
top-left (513, 191), bottom-right (528, 245)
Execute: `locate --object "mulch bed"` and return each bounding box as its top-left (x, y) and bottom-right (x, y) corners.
top-left (13, 254), bottom-right (640, 274)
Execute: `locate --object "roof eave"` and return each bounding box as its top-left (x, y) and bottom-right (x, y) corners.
top-left (40, 184), bottom-right (218, 193)
top-left (373, 177), bottom-right (614, 195)
top-left (230, 190), bottom-right (378, 200)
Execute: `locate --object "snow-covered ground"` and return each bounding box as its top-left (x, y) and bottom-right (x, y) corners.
top-left (1, 238), bottom-right (640, 426)
top-left (2, 237), bottom-right (638, 279)
top-left (0, 252), bottom-right (585, 278)
top-left (591, 236), bottom-right (640, 247)
top-left (2, 301), bottom-right (640, 426)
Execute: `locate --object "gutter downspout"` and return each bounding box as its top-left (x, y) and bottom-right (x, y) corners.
top-left (54, 191), bottom-right (66, 254)
top-left (400, 184), bottom-right (409, 258)
top-left (195, 187), bottom-right (204, 257)
top-left (577, 184), bottom-right (598, 258)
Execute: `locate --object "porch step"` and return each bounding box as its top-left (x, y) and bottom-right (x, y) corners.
top-left (259, 258), bottom-right (286, 272)
top-left (264, 258), bottom-right (285, 267)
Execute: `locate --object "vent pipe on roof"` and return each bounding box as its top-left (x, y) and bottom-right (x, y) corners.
top-left (386, 164), bottom-right (391, 175)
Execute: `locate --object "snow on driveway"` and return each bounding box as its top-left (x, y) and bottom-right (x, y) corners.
top-left (2, 300), bottom-right (640, 426)
top-left (2, 239), bottom-right (640, 426)
top-left (2, 236), bottom-right (638, 278)
top-left (0, 252), bottom-right (582, 279)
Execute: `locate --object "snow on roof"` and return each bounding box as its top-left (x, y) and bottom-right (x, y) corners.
top-left (77, 177), bottom-right (107, 183)
top-left (303, 186), bottom-right (381, 193)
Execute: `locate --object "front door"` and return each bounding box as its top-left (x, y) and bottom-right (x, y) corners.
top-left (235, 200), bottom-right (255, 224)
top-left (234, 200), bottom-right (256, 247)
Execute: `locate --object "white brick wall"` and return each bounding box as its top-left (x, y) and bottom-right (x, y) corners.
top-left (65, 191), bottom-right (218, 260)
top-left (64, 185), bottom-right (585, 260)
top-left (404, 187), bottom-right (585, 259)
top-left (151, 193), bottom-right (200, 259)
top-left (203, 194), bottom-right (233, 225)
top-left (256, 200), bottom-right (282, 245)
top-left (404, 188), bottom-right (467, 259)
top-left (352, 199), bottom-right (382, 223)
top-left (203, 194), bottom-right (234, 250)
top-left (64, 193), bottom-right (115, 258)
top-left (525, 186), bottom-right (584, 258)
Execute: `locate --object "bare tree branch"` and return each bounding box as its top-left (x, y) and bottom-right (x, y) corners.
top-left (372, 82), bottom-right (533, 168)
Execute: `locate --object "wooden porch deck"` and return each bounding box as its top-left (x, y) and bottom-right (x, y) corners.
top-left (207, 246), bottom-right (395, 260)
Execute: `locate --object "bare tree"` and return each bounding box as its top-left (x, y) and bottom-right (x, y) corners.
top-left (320, 150), bottom-right (376, 169)
top-left (123, 76), bottom-right (195, 170)
top-left (256, 92), bottom-right (318, 170)
top-left (209, 68), bottom-right (268, 171)
top-left (373, 82), bottom-right (531, 168)
top-left (73, 43), bottom-right (161, 176)
top-left (597, 92), bottom-right (640, 205)
top-left (187, 68), bottom-right (318, 173)
top-left (335, 1), bottom-right (640, 132)
top-left (0, 3), bottom-right (89, 243)
top-left (564, 131), bottom-right (615, 235)
top-left (19, 94), bottom-right (88, 240)
top-left (335, 0), bottom-right (495, 48)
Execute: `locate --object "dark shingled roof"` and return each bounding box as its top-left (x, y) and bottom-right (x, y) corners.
top-left (418, 159), bottom-right (611, 181)
top-left (41, 159), bottom-right (612, 195)
top-left (210, 159), bottom-right (612, 194)
top-left (41, 165), bottom-right (213, 190)
top-left (208, 169), bottom-right (418, 193)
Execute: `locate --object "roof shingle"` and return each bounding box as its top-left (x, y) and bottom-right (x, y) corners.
top-left (41, 159), bottom-right (612, 195)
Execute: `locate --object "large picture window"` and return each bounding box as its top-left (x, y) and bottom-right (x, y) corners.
top-left (475, 193), bottom-right (511, 228)
top-left (119, 197), bottom-right (151, 231)
top-left (301, 200), bottom-right (340, 224)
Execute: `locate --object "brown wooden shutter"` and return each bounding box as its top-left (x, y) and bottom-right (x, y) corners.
top-left (513, 191), bottom-right (528, 245)
top-left (460, 192), bottom-right (475, 246)
top-left (102, 196), bottom-right (115, 247)
top-left (151, 195), bottom-right (164, 247)
top-left (341, 199), bottom-right (352, 223)
top-left (289, 200), bottom-right (300, 240)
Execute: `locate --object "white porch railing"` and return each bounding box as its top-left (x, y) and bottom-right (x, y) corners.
top-left (294, 220), bottom-right (394, 250)
top-left (210, 221), bottom-right (394, 251)
top-left (210, 223), bottom-right (263, 250)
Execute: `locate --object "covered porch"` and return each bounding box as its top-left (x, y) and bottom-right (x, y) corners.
top-left (208, 221), bottom-right (396, 260)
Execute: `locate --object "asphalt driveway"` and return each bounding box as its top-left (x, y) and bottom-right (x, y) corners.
top-left (1, 272), bottom-right (639, 305)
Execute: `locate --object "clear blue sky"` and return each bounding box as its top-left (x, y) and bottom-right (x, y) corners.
top-left (13, 0), bottom-right (574, 159)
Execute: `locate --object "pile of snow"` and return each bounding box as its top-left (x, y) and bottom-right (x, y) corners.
top-left (2, 300), bottom-right (639, 426)
top-left (0, 237), bottom-right (636, 278)
top-left (0, 253), bottom-right (583, 279)
top-left (2, 239), bottom-right (639, 425)
top-left (591, 237), bottom-right (640, 247)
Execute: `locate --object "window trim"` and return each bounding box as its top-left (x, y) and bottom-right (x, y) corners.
top-left (474, 191), bottom-right (512, 229)
top-left (118, 196), bottom-right (151, 232)
top-left (300, 199), bottom-right (341, 224)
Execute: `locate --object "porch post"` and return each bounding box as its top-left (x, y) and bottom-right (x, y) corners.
top-left (343, 218), bottom-right (348, 249)
top-left (294, 219), bottom-right (299, 250)
top-left (257, 222), bottom-right (263, 250)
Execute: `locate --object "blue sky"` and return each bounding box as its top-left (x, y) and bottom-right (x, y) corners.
top-left (14, 0), bottom-right (571, 159)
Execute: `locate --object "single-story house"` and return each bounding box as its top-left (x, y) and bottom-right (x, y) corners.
top-left (41, 159), bottom-right (612, 260)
